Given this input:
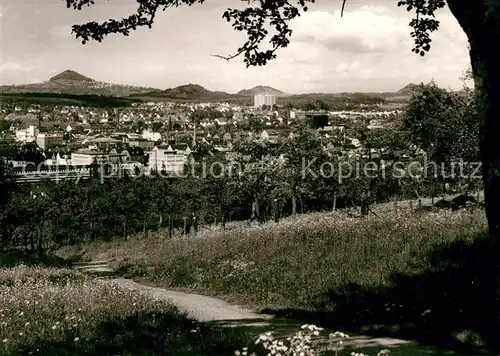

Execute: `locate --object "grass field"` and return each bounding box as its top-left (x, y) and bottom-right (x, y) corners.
top-left (0, 265), bottom-right (255, 355)
top-left (58, 206), bottom-right (498, 353)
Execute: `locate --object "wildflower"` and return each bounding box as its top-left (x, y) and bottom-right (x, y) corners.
top-left (51, 325), bottom-right (57, 330)
top-left (2, 339), bottom-right (7, 343)
top-left (329, 331), bottom-right (349, 338)
top-left (19, 332), bottom-right (23, 336)
top-left (74, 337), bottom-right (80, 342)
top-left (421, 309), bottom-right (431, 316)
top-left (25, 322), bottom-right (30, 326)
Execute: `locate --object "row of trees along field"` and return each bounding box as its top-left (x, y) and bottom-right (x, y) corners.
top-left (0, 83), bottom-right (480, 254)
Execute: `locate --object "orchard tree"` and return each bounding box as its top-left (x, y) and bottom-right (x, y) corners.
top-left (404, 82), bottom-right (480, 194)
top-left (65, 0), bottom-right (500, 244)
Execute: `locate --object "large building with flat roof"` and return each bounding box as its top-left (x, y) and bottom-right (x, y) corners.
top-left (254, 94), bottom-right (276, 108)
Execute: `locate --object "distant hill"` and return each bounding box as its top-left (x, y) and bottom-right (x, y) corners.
top-left (133, 84), bottom-right (246, 102)
top-left (396, 83), bottom-right (420, 96)
top-left (150, 84), bottom-right (213, 99)
top-left (0, 71), bottom-right (417, 105)
top-left (0, 70), bottom-right (159, 97)
top-left (49, 70), bottom-right (93, 83)
top-left (237, 85), bottom-right (286, 96)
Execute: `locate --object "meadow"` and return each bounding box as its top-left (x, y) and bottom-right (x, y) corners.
top-left (58, 205), bottom-right (495, 353)
top-left (0, 265), bottom-right (254, 355)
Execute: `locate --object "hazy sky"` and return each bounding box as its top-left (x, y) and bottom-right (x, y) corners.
top-left (0, 0), bottom-right (471, 94)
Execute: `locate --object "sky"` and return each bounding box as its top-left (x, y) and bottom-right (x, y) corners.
top-left (0, 0), bottom-right (471, 94)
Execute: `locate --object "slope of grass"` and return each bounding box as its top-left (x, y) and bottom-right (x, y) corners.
top-left (58, 207), bottom-right (496, 353)
top-left (0, 265), bottom-right (255, 355)
top-left (58, 209), bottom-right (485, 307)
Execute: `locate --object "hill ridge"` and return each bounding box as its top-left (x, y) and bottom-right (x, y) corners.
top-left (49, 70), bottom-right (94, 83)
top-left (237, 85), bottom-right (286, 96)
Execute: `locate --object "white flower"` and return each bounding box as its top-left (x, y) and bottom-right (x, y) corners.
top-left (74, 337), bottom-right (80, 342)
top-left (330, 331), bottom-right (349, 338)
top-left (421, 309), bottom-right (431, 316)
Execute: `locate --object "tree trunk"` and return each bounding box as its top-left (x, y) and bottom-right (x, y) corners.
top-left (37, 228), bottom-right (43, 257)
top-left (291, 193), bottom-right (297, 217)
top-left (332, 192), bottom-right (337, 211)
top-left (450, 1), bottom-right (500, 346)
top-left (30, 229), bottom-right (36, 253)
top-left (158, 212), bottom-right (163, 229)
top-left (473, 56), bottom-right (500, 249)
top-left (193, 215), bottom-right (198, 233)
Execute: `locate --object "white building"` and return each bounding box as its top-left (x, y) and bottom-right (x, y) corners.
top-left (148, 145), bottom-right (186, 175)
top-left (254, 94), bottom-right (276, 108)
top-left (36, 133), bottom-right (64, 150)
top-left (70, 149), bottom-right (129, 166)
top-left (71, 150), bottom-right (108, 166)
top-left (142, 129), bottom-right (162, 141)
top-left (15, 126), bottom-right (39, 143)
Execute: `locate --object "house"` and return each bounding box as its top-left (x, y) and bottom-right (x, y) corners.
top-left (147, 145), bottom-right (186, 175)
top-left (367, 119), bottom-right (384, 129)
top-left (222, 132), bottom-right (232, 143)
top-left (215, 118), bottom-right (228, 126)
top-left (126, 133), bottom-right (141, 140)
top-left (129, 138), bottom-right (155, 150)
top-left (70, 149), bottom-right (107, 166)
top-left (36, 133), bottom-right (64, 150)
top-left (88, 137), bottom-right (121, 150)
top-left (142, 129), bottom-right (162, 142)
top-left (260, 130), bottom-right (279, 142)
top-left (108, 149), bottom-right (131, 163)
top-left (45, 152), bottom-right (71, 166)
top-left (15, 126), bottom-right (39, 143)
top-left (70, 148), bottom-right (129, 166)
